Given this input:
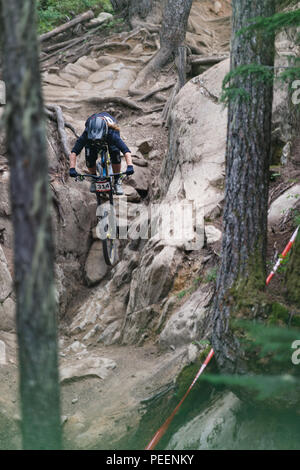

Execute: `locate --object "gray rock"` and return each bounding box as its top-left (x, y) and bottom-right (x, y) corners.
top-left (136, 139), bottom-right (154, 155)
top-left (0, 245), bottom-right (12, 302)
top-left (121, 305), bottom-right (160, 345)
top-left (0, 297), bottom-right (15, 332)
top-left (113, 69), bottom-right (136, 91)
top-left (76, 56), bottom-right (100, 72)
top-left (0, 340), bottom-right (6, 365)
top-left (268, 184), bottom-right (300, 226)
top-left (84, 241), bottom-right (108, 286)
top-left (60, 356), bottom-right (117, 383)
top-left (159, 287), bottom-right (210, 349)
top-left (98, 320), bottom-right (121, 345)
top-left (64, 341), bottom-right (86, 354)
top-left (127, 164), bottom-right (150, 193)
top-left (89, 12), bottom-right (113, 26)
top-left (126, 242), bottom-right (180, 314)
top-left (167, 392), bottom-right (241, 450)
top-left (43, 73), bottom-right (70, 88)
top-left (159, 60), bottom-right (229, 216)
top-left (89, 70), bottom-right (115, 83)
top-left (205, 225), bottom-right (222, 244)
top-left (63, 63), bottom-right (90, 80)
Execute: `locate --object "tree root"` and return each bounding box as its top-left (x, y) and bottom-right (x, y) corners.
top-left (161, 83), bottom-right (179, 127)
top-left (84, 96), bottom-right (144, 112)
top-left (137, 82), bottom-right (175, 101)
top-left (129, 47), bottom-right (172, 96)
top-left (45, 107), bottom-right (79, 138)
top-left (45, 105), bottom-right (71, 159)
top-left (91, 42), bottom-right (132, 52)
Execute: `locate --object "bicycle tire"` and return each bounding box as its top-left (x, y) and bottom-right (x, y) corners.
top-left (102, 204), bottom-right (117, 266)
top-left (102, 237), bottom-right (116, 266)
top-left (96, 148), bottom-right (117, 266)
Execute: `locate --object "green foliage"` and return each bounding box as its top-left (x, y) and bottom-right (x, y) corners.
top-left (221, 64), bottom-right (274, 104)
top-left (221, 7), bottom-right (300, 104)
top-left (237, 9), bottom-right (300, 38)
top-left (201, 372), bottom-right (299, 400)
top-left (37, 0), bottom-right (113, 34)
top-left (202, 320), bottom-right (300, 400)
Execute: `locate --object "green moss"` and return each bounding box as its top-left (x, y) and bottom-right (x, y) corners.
top-left (175, 346), bottom-right (212, 398)
top-left (37, 0), bottom-right (114, 34)
top-left (267, 302), bottom-right (289, 326)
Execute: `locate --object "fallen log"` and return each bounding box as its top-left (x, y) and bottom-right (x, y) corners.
top-left (39, 10), bottom-right (94, 43)
top-left (191, 54), bottom-right (229, 66)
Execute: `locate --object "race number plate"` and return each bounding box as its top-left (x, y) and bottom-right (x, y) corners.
top-left (96, 181), bottom-right (111, 192)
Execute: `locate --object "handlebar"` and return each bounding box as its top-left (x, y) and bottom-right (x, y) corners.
top-left (75, 171), bottom-right (128, 181)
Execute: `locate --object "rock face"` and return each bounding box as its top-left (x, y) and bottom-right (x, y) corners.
top-left (0, 340), bottom-right (6, 365)
top-left (166, 391), bottom-right (300, 450)
top-left (167, 392), bottom-right (241, 450)
top-left (159, 287), bottom-right (211, 349)
top-left (84, 241), bottom-right (108, 286)
top-left (0, 244), bottom-right (12, 303)
top-left (268, 184), bottom-right (300, 226)
top-left (160, 59), bottom-right (229, 217)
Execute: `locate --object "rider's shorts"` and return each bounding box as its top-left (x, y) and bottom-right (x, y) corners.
top-left (85, 145), bottom-right (121, 168)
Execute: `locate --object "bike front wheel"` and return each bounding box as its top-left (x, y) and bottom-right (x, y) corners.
top-left (97, 202), bottom-right (117, 266)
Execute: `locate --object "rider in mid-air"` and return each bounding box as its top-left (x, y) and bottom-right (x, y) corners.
top-left (69, 112), bottom-right (134, 195)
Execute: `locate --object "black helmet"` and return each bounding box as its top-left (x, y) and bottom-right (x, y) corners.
top-left (86, 116), bottom-right (108, 147)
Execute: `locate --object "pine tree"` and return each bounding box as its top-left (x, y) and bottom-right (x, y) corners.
top-left (0, 0), bottom-right (62, 450)
top-left (210, 0), bottom-right (276, 374)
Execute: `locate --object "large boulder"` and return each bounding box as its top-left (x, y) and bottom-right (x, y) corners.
top-left (84, 241), bottom-right (108, 286)
top-left (159, 59), bottom-right (229, 218)
top-left (268, 184), bottom-right (300, 227)
top-left (167, 392), bottom-right (241, 450)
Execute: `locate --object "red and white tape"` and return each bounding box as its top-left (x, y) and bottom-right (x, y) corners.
top-left (145, 348), bottom-right (214, 450)
top-left (266, 226), bottom-right (299, 285)
top-left (145, 226), bottom-right (299, 450)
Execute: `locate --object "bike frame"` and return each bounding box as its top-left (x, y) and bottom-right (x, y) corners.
top-left (74, 145), bottom-right (127, 266)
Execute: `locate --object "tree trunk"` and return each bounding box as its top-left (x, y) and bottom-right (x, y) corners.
top-left (1, 0), bottom-right (62, 450)
top-left (210, 0), bottom-right (275, 374)
top-left (130, 0), bottom-right (192, 93)
top-left (111, 0), bottom-right (156, 24)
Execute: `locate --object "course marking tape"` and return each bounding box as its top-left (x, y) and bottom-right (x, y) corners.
top-left (266, 226), bottom-right (299, 285)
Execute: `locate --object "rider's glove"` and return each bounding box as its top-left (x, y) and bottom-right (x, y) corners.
top-left (69, 168), bottom-right (78, 178)
top-left (126, 165), bottom-right (134, 176)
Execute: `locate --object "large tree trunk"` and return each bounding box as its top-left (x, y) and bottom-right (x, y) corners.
top-left (210, 0), bottom-right (275, 374)
top-left (111, 0), bottom-right (157, 25)
top-left (1, 0), bottom-right (62, 450)
top-left (130, 0), bottom-right (193, 93)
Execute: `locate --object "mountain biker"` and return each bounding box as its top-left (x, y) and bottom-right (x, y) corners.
top-left (69, 112), bottom-right (134, 196)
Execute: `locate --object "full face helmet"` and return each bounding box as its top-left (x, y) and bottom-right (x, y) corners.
top-left (86, 116), bottom-right (108, 150)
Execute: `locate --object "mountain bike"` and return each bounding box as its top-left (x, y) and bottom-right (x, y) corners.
top-left (74, 145), bottom-right (128, 266)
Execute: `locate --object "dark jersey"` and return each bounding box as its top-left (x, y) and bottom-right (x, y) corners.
top-left (71, 112), bottom-right (131, 156)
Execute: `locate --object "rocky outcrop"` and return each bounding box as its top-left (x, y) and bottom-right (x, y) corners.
top-left (166, 391), bottom-right (300, 450)
top-left (268, 184), bottom-right (300, 227)
top-left (159, 286), bottom-right (211, 350)
top-left (160, 59), bottom-right (229, 218)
